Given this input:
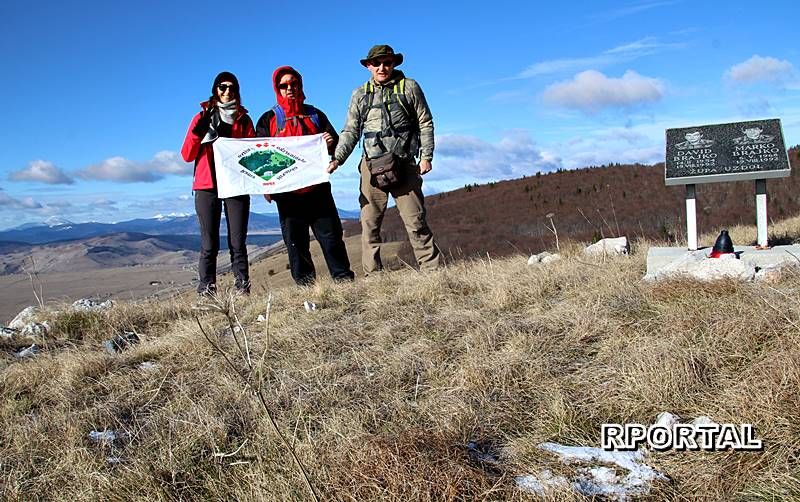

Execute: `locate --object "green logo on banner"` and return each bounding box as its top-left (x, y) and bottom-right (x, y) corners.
top-left (238, 149), bottom-right (296, 181)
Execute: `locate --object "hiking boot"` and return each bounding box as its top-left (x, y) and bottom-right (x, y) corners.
top-left (197, 284), bottom-right (217, 297)
top-left (235, 280), bottom-right (251, 296)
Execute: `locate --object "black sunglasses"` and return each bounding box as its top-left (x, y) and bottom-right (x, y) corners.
top-left (370, 59), bottom-right (395, 68)
top-left (278, 81), bottom-right (300, 90)
top-left (217, 83), bottom-right (237, 92)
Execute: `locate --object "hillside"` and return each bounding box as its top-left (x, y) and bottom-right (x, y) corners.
top-left (0, 232), bottom-right (199, 275)
top-left (2, 216), bottom-right (800, 499)
top-left (345, 147), bottom-right (800, 261)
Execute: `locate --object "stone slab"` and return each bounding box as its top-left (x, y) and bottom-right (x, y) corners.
top-left (665, 118), bottom-right (790, 185)
top-left (647, 245), bottom-right (800, 277)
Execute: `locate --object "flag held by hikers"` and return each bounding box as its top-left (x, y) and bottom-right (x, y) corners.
top-left (212, 134), bottom-right (330, 198)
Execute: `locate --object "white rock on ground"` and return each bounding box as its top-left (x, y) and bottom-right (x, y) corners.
top-left (755, 265), bottom-right (785, 283)
top-left (528, 251), bottom-right (561, 265)
top-left (654, 411), bottom-right (681, 428)
top-left (303, 301), bottom-right (317, 313)
top-left (517, 442), bottom-right (668, 501)
top-left (15, 344), bottom-right (39, 358)
top-left (585, 237), bottom-right (629, 257)
top-left (527, 252), bottom-right (562, 265)
top-left (691, 415), bottom-right (717, 426)
top-left (9, 306), bottom-right (39, 330)
top-left (1, 326), bottom-right (19, 339)
top-left (541, 254), bottom-right (562, 264)
top-left (20, 322), bottom-right (49, 337)
top-left (72, 299), bottom-right (114, 312)
top-left (645, 250), bottom-right (756, 282)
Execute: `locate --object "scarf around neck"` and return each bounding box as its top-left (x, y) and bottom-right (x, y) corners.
top-left (273, 67), bottom-right (306, 117)
top-left (201, 100), bottom-right (238, 144)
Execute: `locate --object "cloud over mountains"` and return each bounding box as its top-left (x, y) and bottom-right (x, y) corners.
top-left (76, 151), bottom-right (190, 183)
top-left (9, 160), bottom-right (74, 185)
top-left (543, 70), bottom-right (665, 112)
top-left (435, 131), bottom-right (561, 180)
top-left (725, 55), bottom-right (796, 83)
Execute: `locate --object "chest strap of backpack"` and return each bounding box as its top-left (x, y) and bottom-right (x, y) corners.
top-left (361, 79), bottom-right (414, 139)
top-left (271, 104), bottom-right (321, 135)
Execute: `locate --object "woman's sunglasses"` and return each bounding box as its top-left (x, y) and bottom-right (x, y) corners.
top-left (217, 83), bottom-right (237, 92)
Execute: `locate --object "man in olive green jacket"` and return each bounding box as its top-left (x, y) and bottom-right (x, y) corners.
top-left (328, 44), bottom-right (441, 274)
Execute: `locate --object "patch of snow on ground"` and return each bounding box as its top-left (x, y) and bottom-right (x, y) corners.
top-left (536, 442), bottom-right (668, 501)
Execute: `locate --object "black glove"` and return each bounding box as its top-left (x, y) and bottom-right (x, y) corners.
top-left (192, 109), bottom-right (212, 137)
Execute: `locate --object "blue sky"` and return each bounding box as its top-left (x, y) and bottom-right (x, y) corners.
top-left (2, 0), bottom-right (799, 230)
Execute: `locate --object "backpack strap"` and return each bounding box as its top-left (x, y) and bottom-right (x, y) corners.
top-left (271, 104), bottom-right (321, 135)
top-left (391, 79), bottom-right (412, 118)
top-left (304, 104), bottom-right (321, 131)
top-left (271, 104), bottom-right (286, 134)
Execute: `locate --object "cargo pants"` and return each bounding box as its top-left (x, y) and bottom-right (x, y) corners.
top-left (358, 158), bottom-right (441, 274)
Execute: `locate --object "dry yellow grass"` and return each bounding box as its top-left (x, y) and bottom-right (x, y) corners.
top-left (2, 218), bottom-right (800, 500)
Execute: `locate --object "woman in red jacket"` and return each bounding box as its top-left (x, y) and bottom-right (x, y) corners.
top-left (255, 66), bottom-right (354, 285)
top-left (181, 71), bottom-right (255, 295)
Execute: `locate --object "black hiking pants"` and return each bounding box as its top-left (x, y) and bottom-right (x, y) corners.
top-left (195, 190), bottom-right (250, 292)
top-left (273, 182), bottom-right (354, 285)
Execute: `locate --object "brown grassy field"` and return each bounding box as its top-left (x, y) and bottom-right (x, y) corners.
top-left (0, 265), bottom-right (196, 324)
top-left (2, 213), bottom-right (800, 500)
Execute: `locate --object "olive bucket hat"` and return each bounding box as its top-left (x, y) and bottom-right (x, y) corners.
top-left (360, 44), bottom-right (404, 67)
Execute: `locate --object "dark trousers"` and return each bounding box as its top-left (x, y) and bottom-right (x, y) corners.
top-left (274, 183), bottom-right (354, 285)
top-left (195, 190), bottom-right (250, 292)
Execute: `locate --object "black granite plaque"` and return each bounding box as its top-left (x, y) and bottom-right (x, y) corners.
top-left (665, 118), bottom-right (790, 185)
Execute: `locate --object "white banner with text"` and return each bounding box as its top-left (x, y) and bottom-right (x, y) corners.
top-left (212, 134), bottom-right (329, 198)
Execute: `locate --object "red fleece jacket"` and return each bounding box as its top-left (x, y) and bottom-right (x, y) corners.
top-left (181, 102), bottom-right (255, 191)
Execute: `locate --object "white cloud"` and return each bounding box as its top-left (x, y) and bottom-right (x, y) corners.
top-left (520, 37), bottom-right (685, 78)
top-left (725, 55), bottom-right (795, 83)
top-left (551, 123), bottom-right (667, 169)
top-left (0, 189), bottom-right (42, 209)
top-left (435, 131), bottom-right (562, 180)
top-left (737, 98), bottom-right (773, 117)
top-left (76, 150), bottom-right (190, 183)
top-left (521, 55), bottom-right (620, 79)
top-left (589, 1), bottom-right (682, 23)
top-left (93, 198), bottom-right (119, 208)
top-left (46, 200), bottom-right (73, 208)
top-left (9, 160), bottom-right (74, 184)
top-left (543, 70), bottom-right (665, 112)
top-left (566, 145), bottom-right (663, 168)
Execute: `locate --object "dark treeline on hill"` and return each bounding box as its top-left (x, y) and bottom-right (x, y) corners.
top-left (344, 147), bottom-right (800, 259)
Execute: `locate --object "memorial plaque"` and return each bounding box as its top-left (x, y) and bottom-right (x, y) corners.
top-left (665, 118), bottom-right (790, 186)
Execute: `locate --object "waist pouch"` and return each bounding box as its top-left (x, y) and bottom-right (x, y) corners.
top-left (367, 153), bottom-right (405, 190)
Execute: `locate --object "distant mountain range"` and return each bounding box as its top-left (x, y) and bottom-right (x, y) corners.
top-left (0, 210), bottom-right (359, 245)
top-left (0, 231), bottom-right (287, 275)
